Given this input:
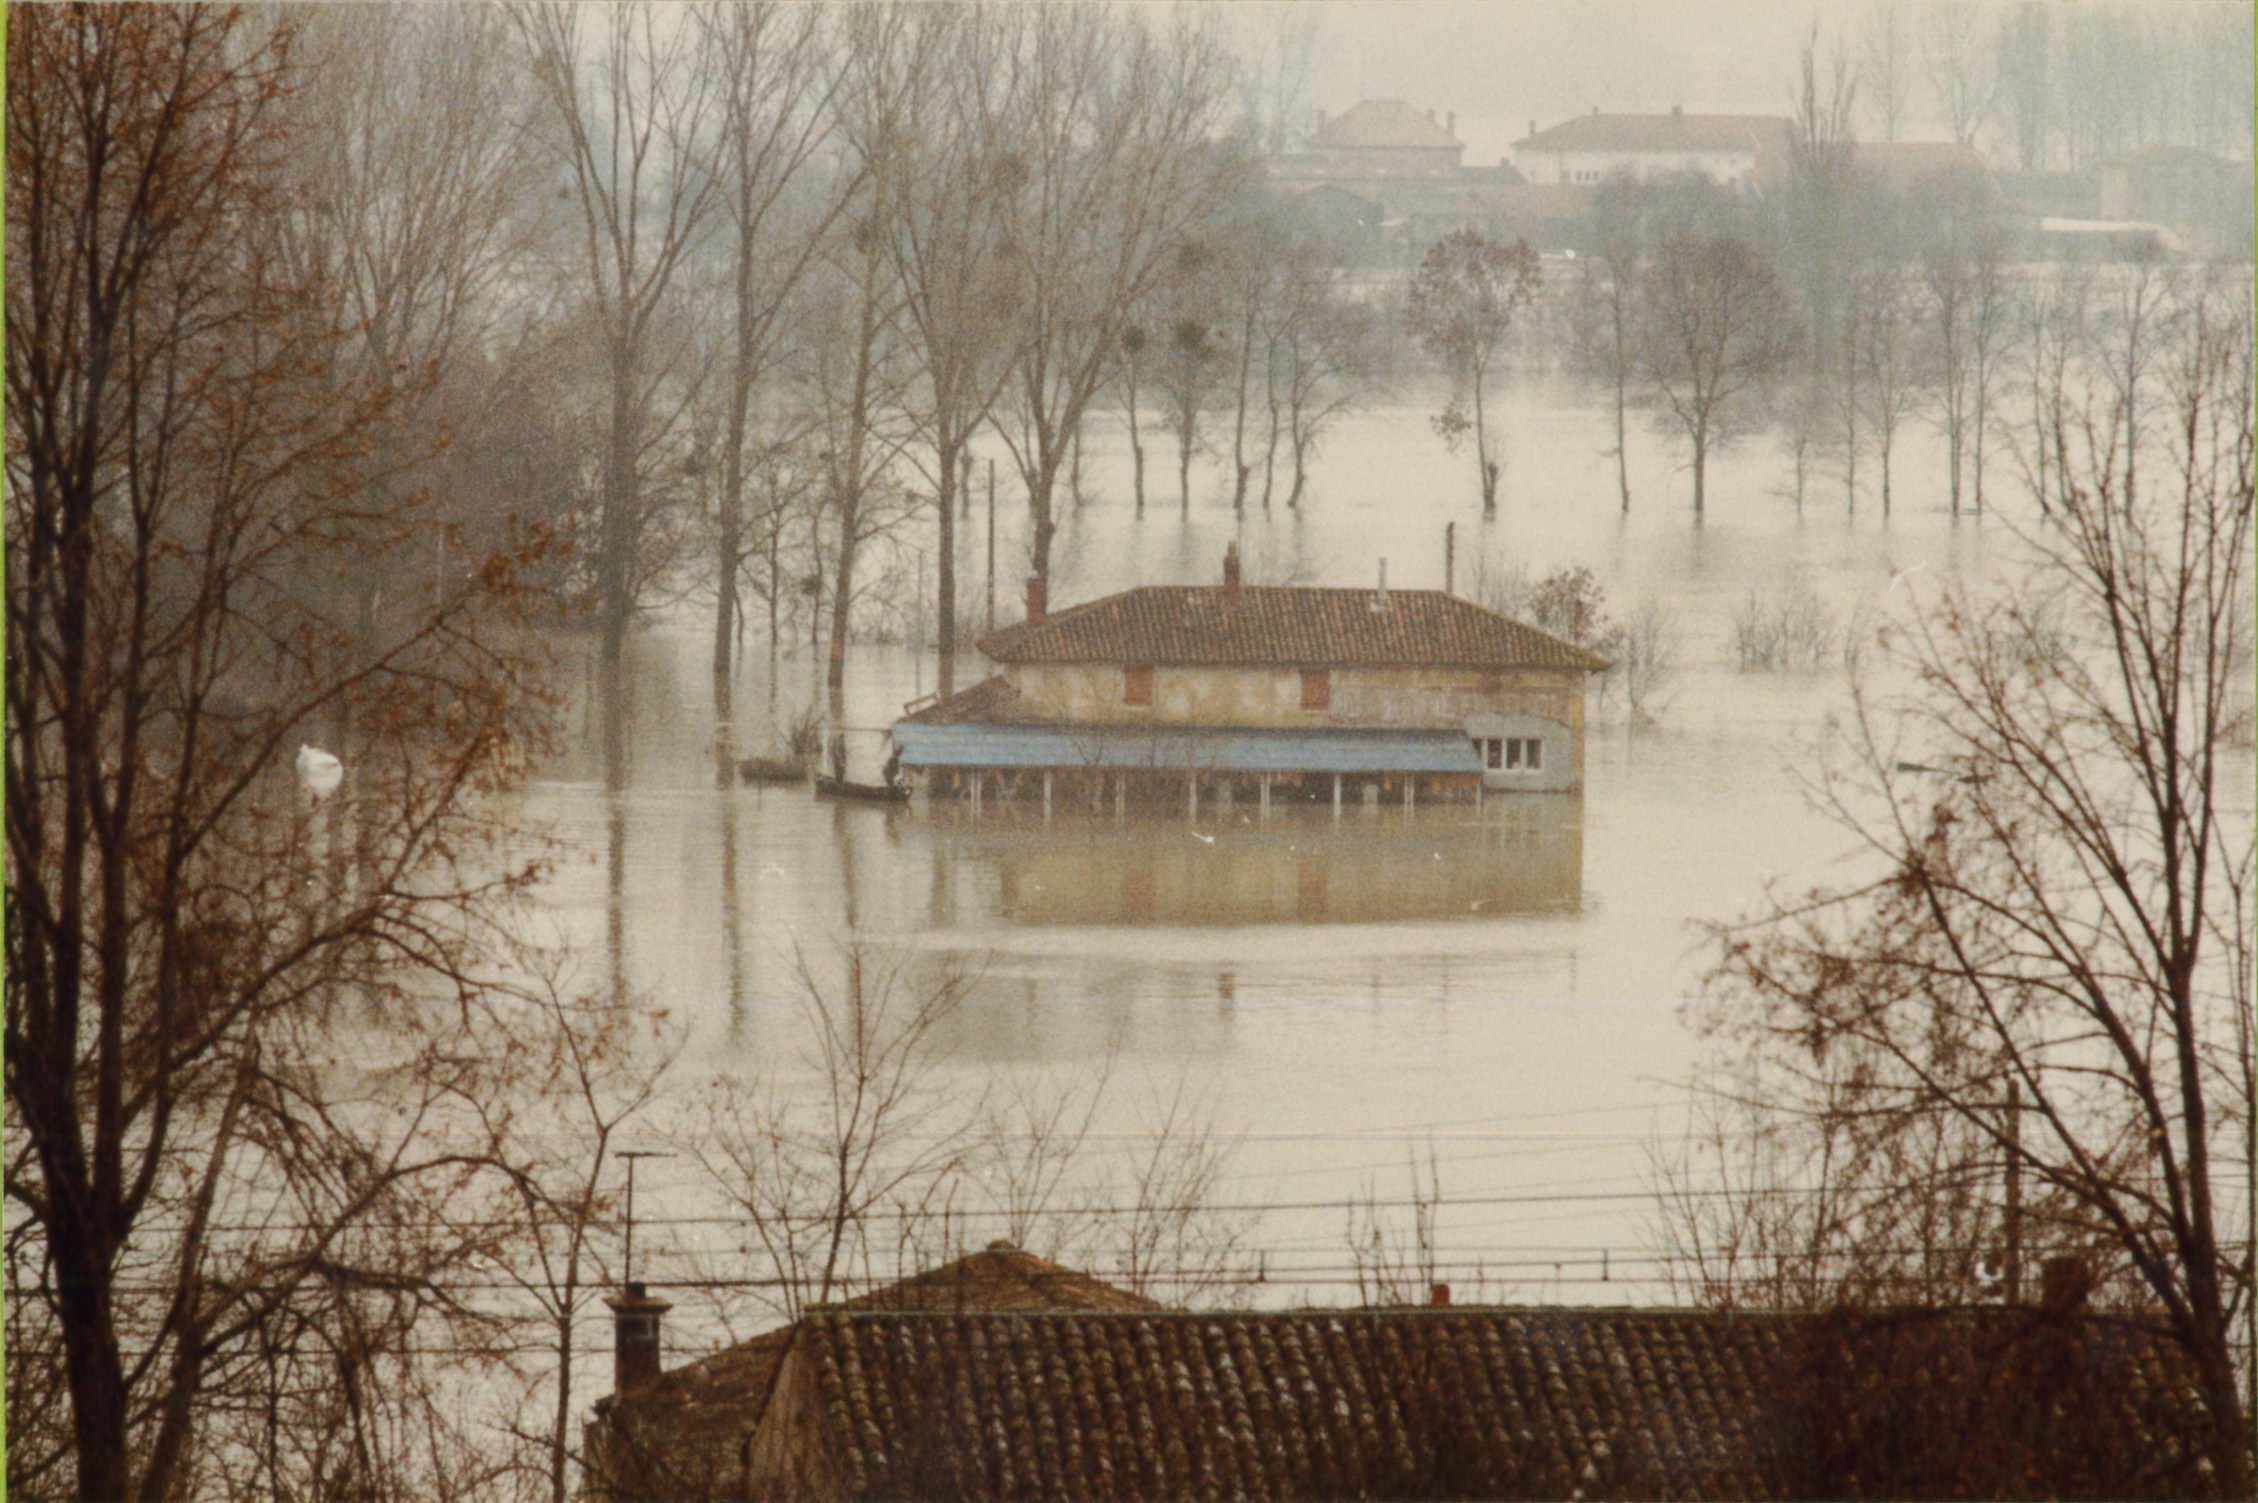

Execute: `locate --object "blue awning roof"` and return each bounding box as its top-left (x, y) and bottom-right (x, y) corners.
top-left (890, 722), bottom-right (1481, 775)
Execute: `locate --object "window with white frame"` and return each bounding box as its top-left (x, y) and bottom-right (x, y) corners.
top-left (1478, 735), bottom-right (1544, 772)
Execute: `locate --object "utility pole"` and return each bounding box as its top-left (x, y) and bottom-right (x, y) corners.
top-left (618, 1150), bottom-right (671, 1286)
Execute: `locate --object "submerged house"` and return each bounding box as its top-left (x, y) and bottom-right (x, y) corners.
top-left (892, 547), bottom-right (1609, 810)
top-left (585, 1248), bottom-right (2216, 1502)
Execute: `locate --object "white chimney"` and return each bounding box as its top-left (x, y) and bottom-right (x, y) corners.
top-left (1372, 558), bottom-right (1389, 612)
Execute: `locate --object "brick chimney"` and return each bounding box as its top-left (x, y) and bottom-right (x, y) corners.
top-left (2039, 1255), bottom-right (2094, 1314)
top-left (1222, 541), bottom-right (1242, 600)
top-left (607, 1281), bottom-right (672, 1393)
top-left (1024, 574), bottom-right (1046, 625)
top-left (1429, 1282), bottom-right (1452, 1307)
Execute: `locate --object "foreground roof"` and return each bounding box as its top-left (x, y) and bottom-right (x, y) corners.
top-left (773, 1305), bottom-right (2213, 1502)
top-left (1513, 112), bottom-right (1794, 155)
top-left (588, 1245), bottom-right (1154, 1500)
top-left (977, 587), bottom-right (1608, 672)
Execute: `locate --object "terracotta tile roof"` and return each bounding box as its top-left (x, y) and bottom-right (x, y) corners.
top-left (1314, 100), bottom-right (1462, 151)
top-left (588, 1245), bottom-right (1155, 1500)
top-left (778, 1306), bottom-right (2211, 1502)
top-left (1514, 112), bottom-right (1795, 155)
top-left (832, 1242), bottom-right (1163, 1315)
top-left (978, 587), bottom-right (1609, 672)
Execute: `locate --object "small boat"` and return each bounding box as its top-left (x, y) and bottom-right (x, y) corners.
top-left (738, 756), bottom-right (809, 785)
top-left (813, 774), bottom-right (911, 805)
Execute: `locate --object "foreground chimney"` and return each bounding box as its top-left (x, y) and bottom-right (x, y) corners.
top-left (1025, 574), bottom-right (1046, 625)
top-left (607, 1281), bottom-right (672, 1393)
top-left (2040, 1255), bottom-right (2094, 1314)
top-left (1371, 557), bottom-right (1389, 612)
top-left (1222, 540), bottom-right (1242, 599)
top-left (1430, 1282), bottom-right (1452, 1307)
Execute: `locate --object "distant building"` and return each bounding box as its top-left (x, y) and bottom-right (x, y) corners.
top-left (2096, 145), bottom-right (2256, 259)
top-left (1508, 107), bottom-right (1795, 188)
top-left (890, 545), bottom-right (1608, 810)
top-left (588, 1248), bottom-right (2215, 1502)
top-left (1272, 98), bottom-right (1467, 187)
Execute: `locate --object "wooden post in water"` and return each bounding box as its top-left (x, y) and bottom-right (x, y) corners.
top-left (1042, 769), bottom-right (1053, 821)
top-left (1259, 775), bottom-right (1270, 820)
top-left (1115, 773), bottom-right (1125, 819)
top-left (1188, 776), bottom-right (1198, 822)
top-left (1333, 774), bottom-right (1342, 819)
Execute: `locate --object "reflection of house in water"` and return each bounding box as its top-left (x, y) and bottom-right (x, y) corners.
top-left (925, 800), bottom-right (1582, 926)
top-left (892, 546), bottom-right (1608, 821)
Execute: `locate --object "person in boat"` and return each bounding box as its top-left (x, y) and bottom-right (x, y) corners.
top-left (882, 740), bottom-right (905, 794)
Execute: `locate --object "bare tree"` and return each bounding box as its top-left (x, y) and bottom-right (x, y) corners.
top-left (1775, 28), bottom-right (1860, 513)
top-left (874, 5), bottom-right (1028, 699)
top-left (1150, 244), bottom-right (1229, 514)
top-left (1701, 281), bottom-right (2255, 1494)
top-left (991, 5), bottom-right (1239, 592)
top-left (1633, 186), bottom-right (1793, 519)
top-left (1915, 176), bottom-right (2011, 517)
top-left (6, 11), bottom-right (560, 1494)
top-left (1854, 249), bottom-right (1924, 520)
top-left (1113, 324), bottom-right (1156, 514)
top-left (807, 8), bottom-right (921, 725)
top-left (515, 1), bottom-right (720, 784)
top-left (1993, 1), bottom-right (2053, 171)
top-left (1272, 234), bottom-right (1378, 510)
top-left (1857, 0), bottom-right (1916, 143)
top-left (684, 945), bottom-right (982, 1323)
top-left (484, 988), bottom-right (678, 1503)
top-left (702, 2), bottom-right (848, 737)
top-left (1577, 177), bottom-right (1650, 514)
top-left (1407, 229), bottom-right (1542, 515)
top-left (1919, 1), bottom-right (1997, 148)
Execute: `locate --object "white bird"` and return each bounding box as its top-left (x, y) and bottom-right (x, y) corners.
top-left (296, 744), bottom-right (344, 799)
top-left (1191, 831), bottom-right (1216, 845)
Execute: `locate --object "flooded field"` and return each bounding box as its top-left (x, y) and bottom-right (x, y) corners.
top-left (512, 386), bottom-right (2233, 1318)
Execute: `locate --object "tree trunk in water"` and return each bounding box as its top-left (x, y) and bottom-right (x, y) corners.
top-left (1473, 366), bottom-right (1497, 513)
top-left (1692, 434), bottom-right (1707, 520)
top-left (601, 339), bottom-right (638, 791)
top-left (936, 438), bottom-right (959, 698)
top-left (1179, 435), bottom-right (1194, 513)
top-left (1614, 367), bottom-right (1632, 514)
top-left (1126, 382), bottom-right (1147, 513)
top-left (828, 521), bottom-right (854, 721)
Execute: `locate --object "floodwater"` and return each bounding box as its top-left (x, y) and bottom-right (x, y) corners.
top-left (508, 383), bottom-right (2218, 1323)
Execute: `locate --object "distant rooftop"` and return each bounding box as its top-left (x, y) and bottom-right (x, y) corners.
top-left (1514, 111), bottom-right (1794, 155)
top-left (1312, 99), bottom-right (1463, 151)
